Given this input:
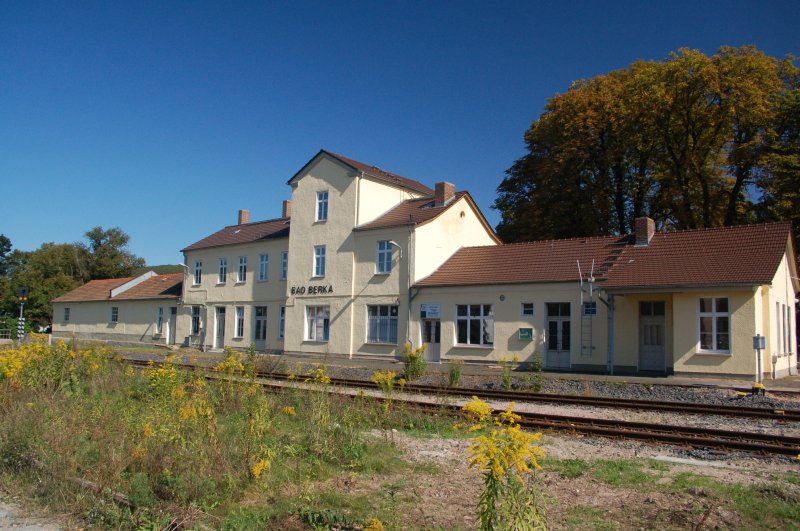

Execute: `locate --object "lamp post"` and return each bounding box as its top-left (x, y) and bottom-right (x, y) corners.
top-left (16, 286), bottom-right (28, 340)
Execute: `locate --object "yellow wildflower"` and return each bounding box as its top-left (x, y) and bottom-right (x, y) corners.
top-left (364, 518), bottom-right (385, 531)
top-left (251, 458), bottom-right (271, 478)
top-left (142, 423), bottom-right (154, 438)
top-left (282, 406), bottom-right (296, 416)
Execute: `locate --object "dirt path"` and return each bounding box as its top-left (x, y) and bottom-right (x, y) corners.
top-left (0, 496), bottom-right (62, 530)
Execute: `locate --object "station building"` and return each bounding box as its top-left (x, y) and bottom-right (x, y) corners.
top-left (52, 150), bottom-right (799, 379)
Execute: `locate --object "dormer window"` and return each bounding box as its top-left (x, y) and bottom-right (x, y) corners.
top-left (316, 191), bottom-right (329, 222)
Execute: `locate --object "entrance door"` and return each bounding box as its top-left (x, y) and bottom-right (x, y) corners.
top-left (253, 306), bottom-right (267, 351)
top-left (639, 301), bottom-right (666, 371)
top-left (422, 319), bottom-right (441, 362)
top-left (546, 303), bottom-right (571, 369)
top-left (215, 306), bottom-right (226, 349)
top-left (168, 307), bottom-right (177, 345)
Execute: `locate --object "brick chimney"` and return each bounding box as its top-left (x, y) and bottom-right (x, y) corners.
top-left (635, 217), bottom-right (655, 246)
top-left (282, 200), bottom-right (292, 219)
top-left (238, 209), bottom-right (250, 225)
top-left (434, 181), bottom-right (455, 207)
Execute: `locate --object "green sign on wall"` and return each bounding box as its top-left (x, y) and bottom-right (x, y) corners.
top-left (518, 328), bottom-right (533, 340)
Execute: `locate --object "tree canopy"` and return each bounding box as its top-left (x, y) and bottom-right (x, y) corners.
top-left (0, 227), bottom-right (146, 326)
top-left (494, 46), bottom-right (800, 248)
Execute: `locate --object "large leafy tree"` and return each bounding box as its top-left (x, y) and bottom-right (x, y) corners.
top-left (83, 226), bottom-right (146, 279)
top-left (495, 46), bottom-right (799, 246)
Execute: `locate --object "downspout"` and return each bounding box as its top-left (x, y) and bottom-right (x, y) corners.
top-left (348, 172), bottom-right (364, 358)
top-left (607, 293), bottom-right (615, 375)
top-left (407, 225), bottom-right (413, 346)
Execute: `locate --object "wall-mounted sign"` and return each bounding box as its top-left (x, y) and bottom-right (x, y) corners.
top-left (420, 304), bottom-right (441, 319)
top-left (518, 328), bottom-right (534, 341)
top-left (290, 285), bottom-right (334, 296)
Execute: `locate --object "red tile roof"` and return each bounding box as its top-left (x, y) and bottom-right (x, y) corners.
top-left (182, 217), bottom-right (290, 252)
top-left (603, 222), bottom-right (793, 289)
top-left (289, 150), bottom-right (434, 196)
top-left (415, 235), bottom-right (629, 287)
top-left (416, 222), bottom-right (794, 290)
top-left (355, 192), bottom-right (470, 231)
top-left (52, 273), bottom-right (183, 302)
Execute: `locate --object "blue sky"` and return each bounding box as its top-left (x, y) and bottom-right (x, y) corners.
top-left (2, 1), bottom-right (798, 265)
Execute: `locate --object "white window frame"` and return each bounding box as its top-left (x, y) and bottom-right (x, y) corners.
top-left (279, 305), bottom-right (285, 339)
top-left (314, 245), bottom-right (326, 278)
top-left (521, 303), bottom-right (534, 317)
top-left (376, 240), bottom-right (392, 274)
top-left (305, 305), bottom-right (330, 342)
top-left (235, 306), bottom-right (245, 338)
top-left (258, 254), bottom-right (269, 281)
top-left (218, 257), bottom-right (227, 284)
top-left (582, 302), bottom-right (597, 317)
top-left (237, 256), bottom-right (247, 283)
top-left (455, 304), bottom-right (494, 346)
top-left (280, 251), bottom-right (289, 280)
top-left (64, 307), bottom-right (70, 322)
top-left (315, 190), bottom-right (329, 222)
top-left (156, 307), bottom-right (164, 335)
top-left (193, 260), bottom-right (202, 285)
top-left (110, 306), bottom-right (119, 323)
top-left (191, 306), bottom-right (201, 335)
top-left (367, 305), bottom-right (399, 344)
top-left (698, 297), bottom-right (730, 354)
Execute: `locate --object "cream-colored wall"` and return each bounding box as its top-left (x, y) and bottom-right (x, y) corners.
top-left (52, 300), bottom-right (176, 343)
top-left (181, 239), bottom-right (289, 351)
top-left (357, 177), bottom-right (420, 226)
top-left (671, 289), bottom-right (757, 376)
top-left (611, 294), bottom-right (674, 370)
top-left (765, 253), bottom-right (799, 375)
top-left (413, 196), bottom-right (498, 283)
top-left (411, 283), bottom-right (606, 365)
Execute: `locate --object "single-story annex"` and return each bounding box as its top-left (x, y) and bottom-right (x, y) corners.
top-left (52, 150), bottom-right (799, 379)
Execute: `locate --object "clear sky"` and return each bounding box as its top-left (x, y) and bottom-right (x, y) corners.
top-left (2, 1), bottom-right (798, 266)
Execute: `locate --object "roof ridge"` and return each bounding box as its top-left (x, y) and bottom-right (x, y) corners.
top-left (220, 216), bottom-right (290, 229)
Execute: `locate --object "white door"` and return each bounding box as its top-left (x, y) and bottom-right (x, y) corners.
top-left (639, 301), bottom-right (666, 371)
top-left (215, 306), bottom-right (226, 349)
top-left (423, 319), bottom-right (441, 362)
top-left (546, 303), bottom-right (571, 369)
top-left (168, 307), bottom-right (177, 345)
top-left (253, 306), bottom-right (267, 351)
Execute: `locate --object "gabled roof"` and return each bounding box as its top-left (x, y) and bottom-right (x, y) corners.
top-left (52, 273), bottom-right (183, 303)
top-left (416, 222), bottom-right (796, 291)
top-left (603, 222), bottom-right (794, 290)
top-left (182, 217), bottom-right (290, 252)
top-left (415, 235), bottom-right (628, 287)
top-left (288, 149), bottom-right (434, 196)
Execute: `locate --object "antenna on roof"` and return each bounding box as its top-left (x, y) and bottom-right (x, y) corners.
top-left (577, 259), bottom-right (596, 304)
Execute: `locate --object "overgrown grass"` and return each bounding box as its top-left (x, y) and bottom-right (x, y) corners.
top-left (0, 341), bottom-right (460, 529)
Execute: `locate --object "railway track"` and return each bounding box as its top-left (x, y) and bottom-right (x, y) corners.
top-left (123, 356), bottom-right (800, 457)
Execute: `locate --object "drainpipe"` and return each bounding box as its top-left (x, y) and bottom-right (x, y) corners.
top-left (607, 293), bottom-right (615, 375)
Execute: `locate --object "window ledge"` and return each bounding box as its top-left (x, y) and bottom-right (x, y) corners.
top-left (695, 350), bottom-right (731, 356)
top-left (453, 344), bottom-right (494, 350)
top-left (234, 281), bottom-right (246, 285)
top-left (366, 341), bottom-right (398, 346)
top-left (191, 283), bottom-right (201, 287)
top-left (257, 279), bottom-right (269, 283)
top-left (374, 271), bottom-right (391, 276)
top-left (216, 282), bottom-right (226, 286)
top-left (302, 340), bottom-right (329, 344)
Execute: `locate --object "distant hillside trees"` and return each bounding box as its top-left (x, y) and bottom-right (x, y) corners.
top-left (0, 227), bottom-right (146, 326)
top-left (494, 46), bottom-right (800, 248)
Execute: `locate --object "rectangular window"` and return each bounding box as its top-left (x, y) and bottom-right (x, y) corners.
top-left (259, 254), bottom-right (269, 281)
top-left (235, 306), bottom-right (245, 338)
top-left (777, 302), bottom-right (782, 353)
top-left (306, 305), bottom-right (330, 341)
top-left (237, 256), bottom-right (247, 282)
top-left (64, 307), bottom-right (70, 321)
top-left (156, 307), bottom-right (163, 334)
top-left (456, 304), bottom-right (493, 346)
top-left (254, 306), bottom-right (267, 341)
top-left (314, 245), bottom-right (326, 277)
top-left (367, 305), bottom-right (399, 343)
top-left (376, 240), bottom-right (393, 273)
top-left (699, 297), bottom-right (730, 353)
top-left (218, 257), bottom-right (227, 283)
top-left (521, 303), bottom-right (534, 317)
top-left (111, 306), bottom-right (119, 323)
top-left (193, 260), bottom-right (202, 285)
top-left (279, 306), bottom-right (285, 339)
top-left (280, 251), bottom-right (288, 280)
top-left (316, 190), bottom-right (329, 221)
top-left (582, 302), bottom-right (597, 316)
top-left (191, 306), bottom-right (201, 335)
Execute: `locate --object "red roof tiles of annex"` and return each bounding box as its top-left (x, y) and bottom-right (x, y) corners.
top-left (52, 273), bottom-right (183, 302)
top-left (603, 222), bottom-right (793, 290)
top-left (181, 217), bottom-right (290, 252)
top-left (415, 234), bottom-right (629, 287)
top-left (415, 222), bottom-right (794, 290)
